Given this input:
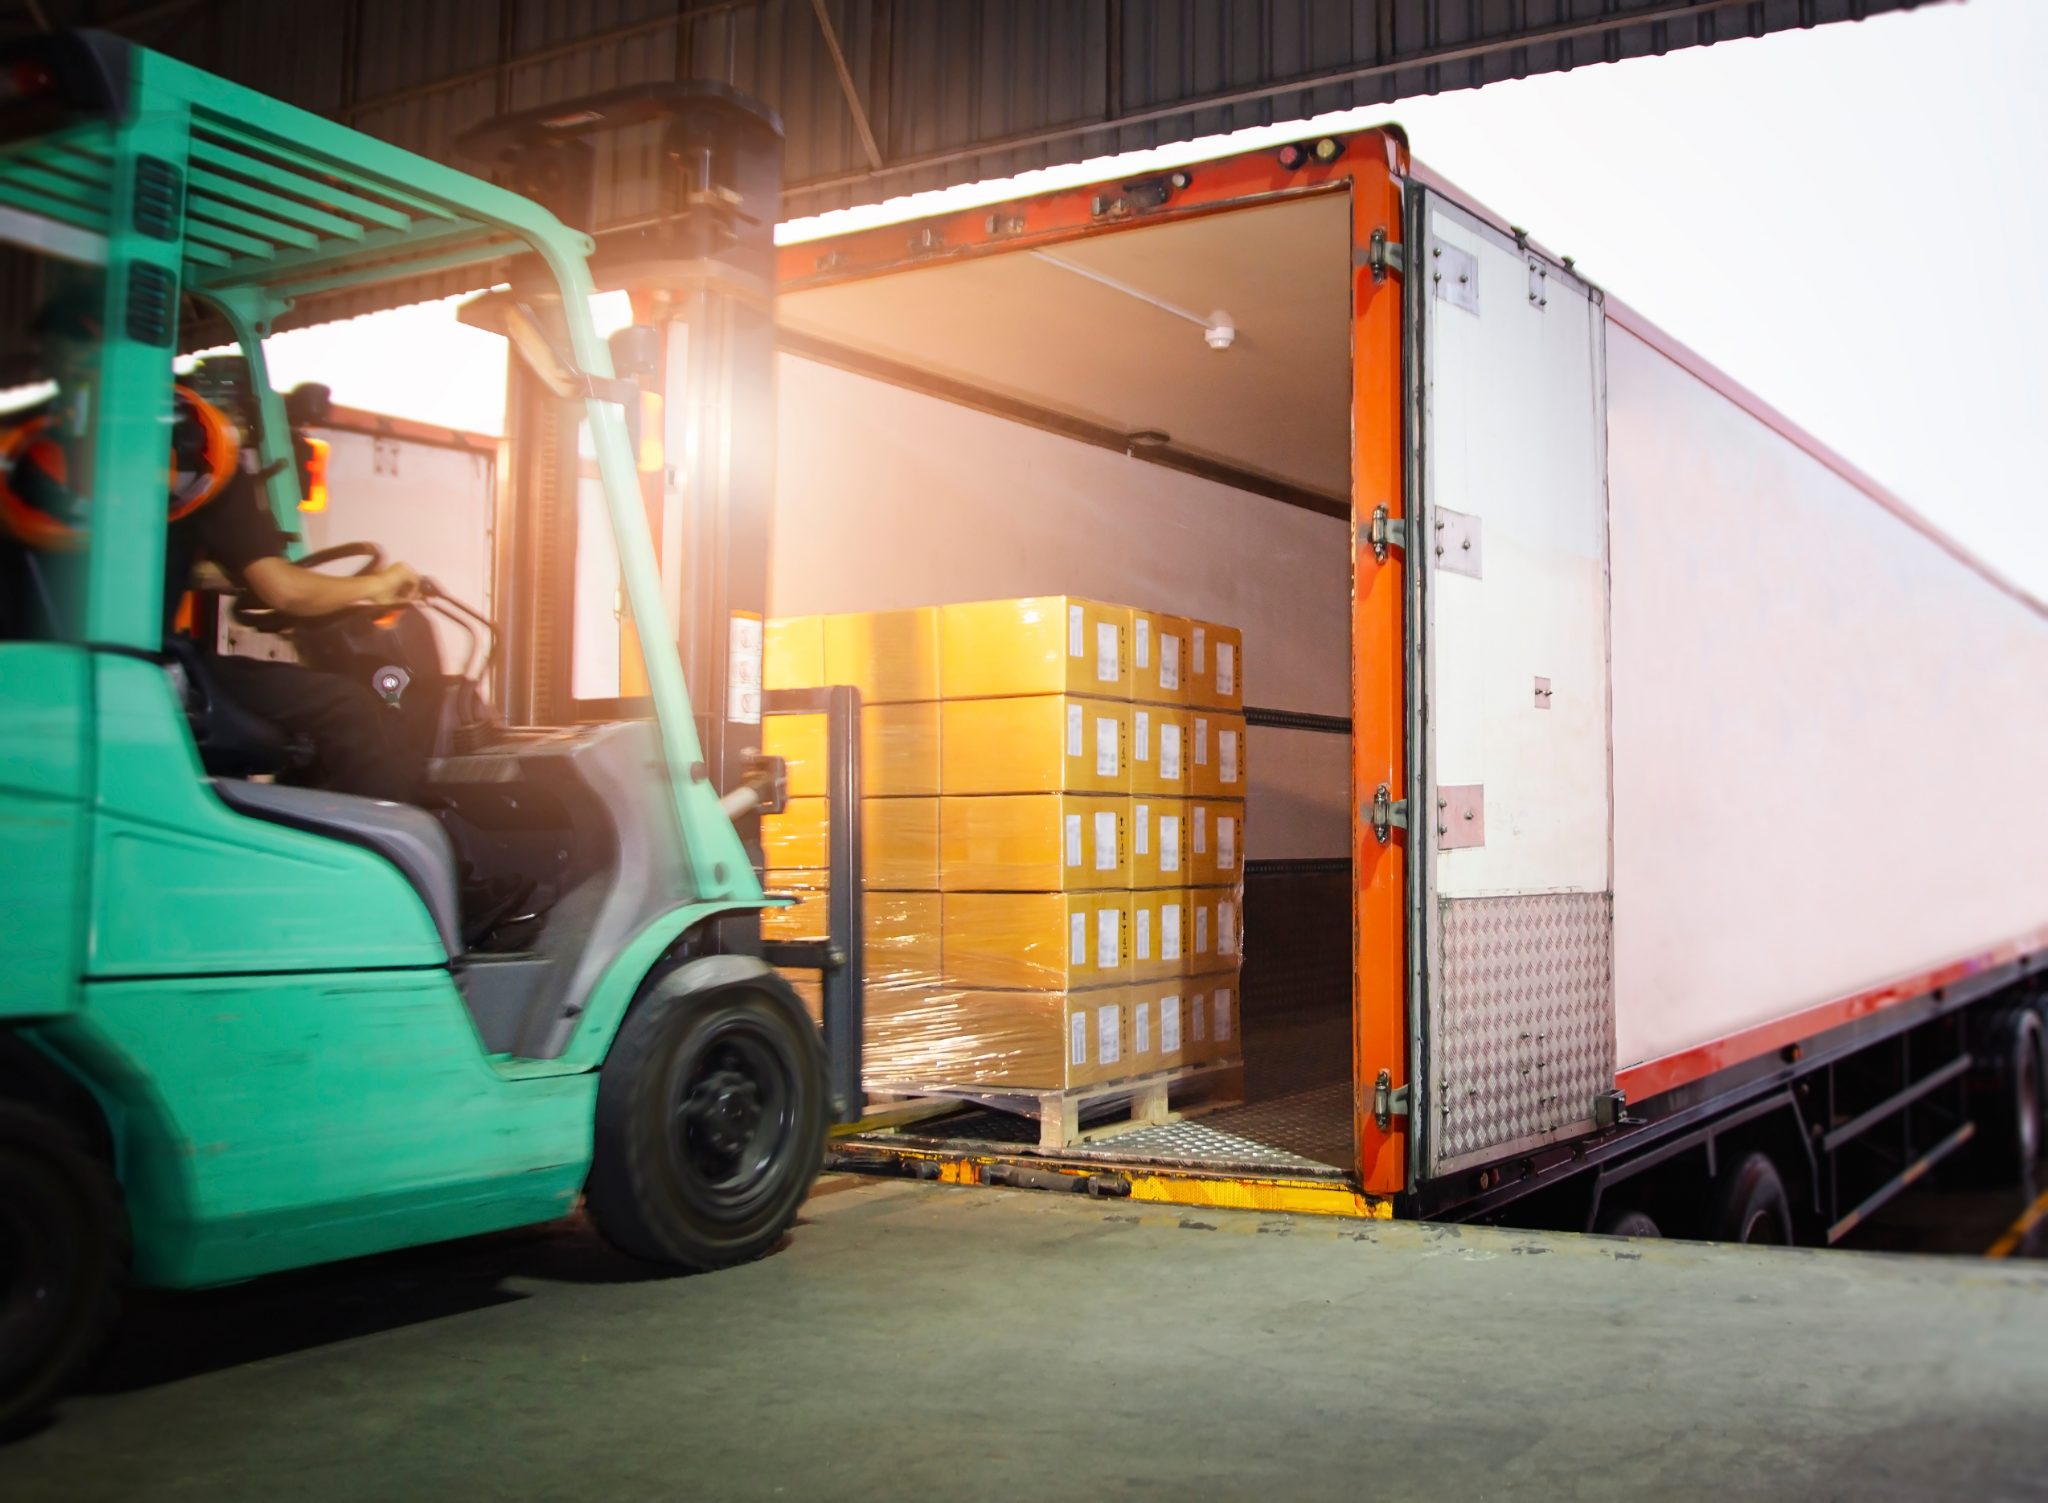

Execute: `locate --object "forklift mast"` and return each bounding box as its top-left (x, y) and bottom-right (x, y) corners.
top-left (464, 84), bottom-right (784, 950)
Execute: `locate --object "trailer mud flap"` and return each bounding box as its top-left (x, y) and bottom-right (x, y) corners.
top-left (1406, 189), bottom-right (1617, 1180)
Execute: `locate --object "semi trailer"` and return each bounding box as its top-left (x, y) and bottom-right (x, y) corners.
top-left (751, 127), bottom-right (2048, 1236)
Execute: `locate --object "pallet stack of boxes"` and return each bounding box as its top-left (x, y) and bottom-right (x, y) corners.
top-left (760, 596), bottom-right (1245, 1098)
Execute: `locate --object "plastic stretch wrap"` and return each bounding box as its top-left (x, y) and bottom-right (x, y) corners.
top-left (763, 594), bottom-right (1246, 1097)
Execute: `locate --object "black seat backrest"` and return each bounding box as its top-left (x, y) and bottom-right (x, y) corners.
top-left (210, 778), bottom-right (463, 956)
top-left (164, 636), bottom-right (297, 778)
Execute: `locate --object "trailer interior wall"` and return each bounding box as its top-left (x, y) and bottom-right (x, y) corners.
top-left (1605, 321), bottom-right (2048, 1084)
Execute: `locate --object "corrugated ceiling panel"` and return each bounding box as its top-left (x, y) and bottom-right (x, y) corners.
top-left (0, 0), bottom-right (1941, 330)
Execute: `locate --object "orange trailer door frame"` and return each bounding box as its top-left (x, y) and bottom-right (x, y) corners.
top-left (777, 128), bottom-right (1416, 1200)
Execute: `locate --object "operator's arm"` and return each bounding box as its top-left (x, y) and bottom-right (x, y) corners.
top-left (243, 555), bottom-right (419, 616)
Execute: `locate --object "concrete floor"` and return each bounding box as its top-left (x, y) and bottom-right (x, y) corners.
top-left (8, 1177), bottom-right (2048, 1502)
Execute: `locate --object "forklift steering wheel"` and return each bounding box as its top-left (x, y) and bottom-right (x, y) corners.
top-left (229, 540), bottom-right (389, 633)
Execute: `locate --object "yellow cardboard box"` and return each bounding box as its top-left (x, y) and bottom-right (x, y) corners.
top-left (1187, 969), bottom-right (1243, 1064)
top-left (1188, 711), bottom-right (1247, 799)
top-left (764, 614), bottom-right (825, 690)
top-left (941, 695), bottom-right (1129, 796)
top-left (761, 889), bottom-right (942, 988)
top-left (864, 984), bottom-right (1131, 1091)
top-left (1128, 704), bottom-right (1190, 797)
top-left (825, 606), bottom-right (942, 704)
top-left (1129, 887), bottom-right (1189, 981)
top-left (761, 796), bottom-right (940, 889)
top-left (1129, 796), bottom-right (1189, 890)
top-left (1186, 798), bottom-right (1244, 888)
top-left (939, 596), bottom-right (1133, 700)
top-left (1125, 978), bottom-right (1192, 1074)
top-left (1187, 619), bottom-right (1244, 711)
top-left (766, 705), bottom-right (940, 798)
top-left (942, 891), bottom-right (1132, 989)
top-left (939, 793), bottom-right (1128, 892)
top-left (1186, 887), bottom-right (1244, 975)
top-left (1130, 609), bottom-right (1191, 707)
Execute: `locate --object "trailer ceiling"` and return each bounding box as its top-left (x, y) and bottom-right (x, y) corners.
top-left (781, 193), bottom-right (1352, 502)
top-left (0, 0), bottom-right (1943, 346)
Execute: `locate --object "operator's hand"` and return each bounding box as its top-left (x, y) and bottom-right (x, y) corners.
top-left (364, 562), bottom-right (421, 605)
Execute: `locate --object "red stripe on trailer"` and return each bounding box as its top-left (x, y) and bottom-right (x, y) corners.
top-left (1618, 923), bottom-right (2048, 1103)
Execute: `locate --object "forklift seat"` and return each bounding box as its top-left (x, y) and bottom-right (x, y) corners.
top-left (210, 779), bottom-right (465, 956)
top-left (164, 636), bottom-right (304, 778)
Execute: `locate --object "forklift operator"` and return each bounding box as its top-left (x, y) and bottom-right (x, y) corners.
top-left (11, 286), bottom-right (431, 805)
top-left (165, 453), bottom-right (427, 804)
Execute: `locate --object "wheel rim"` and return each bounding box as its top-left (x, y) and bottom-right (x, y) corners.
top-left (665, 1010), bottom-right (798, 1222)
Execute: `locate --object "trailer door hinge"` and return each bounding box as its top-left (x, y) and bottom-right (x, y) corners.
top-left (1365, 504), bottom-right (1406, 563)
top-left (1368, 782), bottom-right (1407, 844)
top-left (1372, 1069), bottom-right (1410, 1132)
top-left (1363, 226), bottom-right (1404, 283)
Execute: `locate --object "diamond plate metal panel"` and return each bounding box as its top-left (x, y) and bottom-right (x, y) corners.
top-left (1427, 892), bottom-right (1613, 1175)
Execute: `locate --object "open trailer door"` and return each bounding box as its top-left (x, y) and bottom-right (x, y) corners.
top-left (1402, 187), bottom-right (1619, 1186)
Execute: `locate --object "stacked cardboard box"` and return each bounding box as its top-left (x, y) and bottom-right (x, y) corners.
top-left (760, 595), bottom-right (1244, 1093)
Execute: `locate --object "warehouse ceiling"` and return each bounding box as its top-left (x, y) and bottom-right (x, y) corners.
top-left (0, 0), bottom-right (1943, 340)
top-left (780, 193), bottom-right (1353, 499)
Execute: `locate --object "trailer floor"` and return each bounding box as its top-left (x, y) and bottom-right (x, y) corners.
top-left (11, 1178), bottom-right (2048, 1501)
top-left (874, 1006), bottom-right (1356, 1173)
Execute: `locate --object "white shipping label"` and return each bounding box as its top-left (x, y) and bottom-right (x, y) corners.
top-left (1136, 906), bottom-right (1152, 960)
top-left (1220, 730), bottom-right (1238, 786)
top-left (1135, 616), bottom-right (1150, 670)
top-left (1161, 995), bottom-right (1182, 1053)
top-left (1194, 903), bottom-right (1209, 957)
top-left (1194, 716), bottom-right (1209, 767)
top-left (1218, 816), bottom-right (1236, 871)
top-left (1219, 899), bottom-right (1237, 956)
top-left (1193, 996), bottom-right (1207, 1043)
top-left (1068, 603), bottom-right (1085, 658)
top-left (1070, 911), bottom-right (1087, 966)
top-left (1161, 902), bottom-right (1182, 961)
top-left (1071, 1011), bottom-right (1088, 1066)
top-left (1160, 723), bottom-right (1182, 781)
top-left (1159, 815), bottom-right (1181, 873)
top-left (1096, 717), bottom-right (1119, 777)
top-left (1067, 701), bottom-right (1083, 757)
top-left (1134, 710), bottom-right (1150, 762)
top-left (1193, 805), bottom-right (1208, 855)
top-left (1099, 1005), bottom-right (1121, 1066)
top-left (1214, 990), bottom-right (1232, 1044)
top-left (1097, 908), bottom-right (1120, 970)
top-left (1193, 625), bottom-right (1207, 674)
top-left (1096, 621), bottom-right (1119, 683)
top-left (1135, 1001), bottom-right (1152, 1055)
top-left (726, 613), bottom-right (764, 725)
top-left (1135, 804), bottom-right (1150, 855)
top-left (1093, 810), bottom-right (1118, 871)
top-left (1161, 634), bottom-right (1181, 691)
top-left (1217, 642), bottom-right (1235, 697)
top-left (1065, 813), bottom-right (1082, 868)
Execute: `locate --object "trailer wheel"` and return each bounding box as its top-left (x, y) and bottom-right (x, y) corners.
top-left (1982, 1006), bottom-right (2045, 1184)
top-left (0, 1102), bottom-right (127, 1438)
top-left (1710, 1152), bottom-right (1794, 1246)
top-left (1594, 1207), bottom-right (1662, 1239)
top-left (587, 962), bottom-right (827, 1272)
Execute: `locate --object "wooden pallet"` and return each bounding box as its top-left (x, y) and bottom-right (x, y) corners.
top-left (865, 1060), bottom-right (1245, 1151)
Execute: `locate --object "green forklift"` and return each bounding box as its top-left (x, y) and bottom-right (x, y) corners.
top-left (0, 32), bottom-right (851, 1431)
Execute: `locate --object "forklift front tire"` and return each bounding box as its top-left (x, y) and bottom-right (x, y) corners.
top-left (0, 1102), bottom-right (128, 1438)
top-left (587, 959), bottom-right (828, 1272)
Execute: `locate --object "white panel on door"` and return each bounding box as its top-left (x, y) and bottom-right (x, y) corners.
top-left (1416, 196), bottom-right (1615, 1177)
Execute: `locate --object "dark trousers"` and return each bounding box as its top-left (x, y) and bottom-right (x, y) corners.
top-left (205, 656), bottom-right (423, 805)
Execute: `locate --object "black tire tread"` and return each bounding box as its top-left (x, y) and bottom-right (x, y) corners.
top-left (0, 1101), bottom-right (128, 1438)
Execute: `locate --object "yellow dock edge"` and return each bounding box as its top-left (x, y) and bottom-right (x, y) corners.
top-left (829, 1142), bottom-right (1394, 1219)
